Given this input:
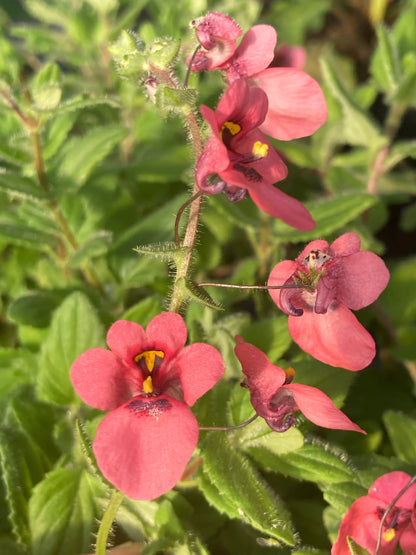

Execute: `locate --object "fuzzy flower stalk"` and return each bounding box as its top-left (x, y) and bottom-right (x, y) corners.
top-left (234, 336), bottom-right (365, 434)
top-left (268, 232), bottom-right (390, 371)
top-left (71, 312), bottom-right (225, 500)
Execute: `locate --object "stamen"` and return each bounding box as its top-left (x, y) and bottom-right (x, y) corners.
top-left (142, 376), bottom-right (154, 394)
top-left (382, 528), bottom-right (396, 542)
top-left (284, 367), bottom-right (296, 384)
top-left (252, 141), bottom-right (268, 158)
top-left (304, 249), bottom-right (331, 269)
top-left (134, 350), bottom-right (165, 372)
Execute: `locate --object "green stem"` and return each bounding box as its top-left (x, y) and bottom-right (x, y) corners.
top-left (95, 489), bottom-right (124, 555)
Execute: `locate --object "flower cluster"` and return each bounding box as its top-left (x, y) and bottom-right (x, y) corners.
top-left (332, 471), bottom-right (416, 555)
top-left (190, 12), bottom-right (328, 231)
top-left (268, 232), bottom-right (390, 370)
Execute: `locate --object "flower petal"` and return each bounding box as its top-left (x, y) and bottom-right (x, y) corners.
top-left (227, 25), bottom-right (277, 82)
top-left (174, 343), bottom-right (225, 406)
top-left (93, 394), bottom-right (199, 500)
top-left (336, 251), bottom-right (390, 310)
top-left (252, 67), bottom-right (327, 140)
top-left (331, 496), bottom-right (398, 555)
top-left (287, 383), bottom-right (365, 433)
top-left (400, 523), bottom-right (416, 555)
top-left (145, 312), bottom-right (188, 359)
top-left (369, 471), bottom-right (416, 508)
top-left (268, 260), bottom-right (298, 310)
top-left (216, 79), bottom-right (268, 132)
top-left (288, 303), bottom-right (376, 370)
top-left (330, 231), bottom-right (361, 256)
top-left (248, 181), bottom-right (315, 230)
top-left (106, 320), bottom-right (147, 366)
top-left (71, 348), bottom-right (139, 411)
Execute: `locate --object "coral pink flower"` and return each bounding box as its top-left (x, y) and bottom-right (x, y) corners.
top-left (70, 312), bottom-right (225, 500)
top-left (188, 14), bottom-right (327, 141)
top-left (268, 232), bottom-right (390, 371)
top-left (332, 471), bottom-right (416, 555)
top-left (188, 12), bottom-right (242, 71)
top-left (196, 78), bottom-right (315, 230)
top-left (274, 43), bottom-right (307, 69)
top-left (234, 336), bottom-right (365, 434)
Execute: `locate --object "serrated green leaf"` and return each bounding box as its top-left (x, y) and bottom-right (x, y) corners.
top-left (370, 25), bottom-right (401, 95)
top-left (51, 125), bottom-right (128, 188)
top-left (156, 85), bottom-right (198, 118)
top-left (383, 411), bottom-right (416, 464)
top-left (134, 242), bottom-right (191, 265)
top-left (321, 58), bottom-right (384, 148)
top-left (7, 289), bottom-right (71, 328)
top-left (0, 219), bottom-right (57, 250)
top-left (199, 432), bottom-right (296, 546)
top-left (0, 426), bottom-right (47, 549)
top-left (38, 292), bottom-right (105, 405)
top-left (271, 193), bottom-right (378, 241)
top-left (0, 173), bottom-right (49, 201)
top-left (29, 467), bottom-right (106, 555)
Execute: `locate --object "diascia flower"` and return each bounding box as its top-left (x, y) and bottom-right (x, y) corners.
top-left (196, 78), bottom-right (315, 231)
top-left (234, 336), bottom-right (365, 434)
top-left (70, 312), bottom-right (225, 500)
top-left (332, 471), bottom-right (416, 555)
top-left (189, 13), bottom-right (327, 141)
top-left (268, 232), bottom-right (390, 371)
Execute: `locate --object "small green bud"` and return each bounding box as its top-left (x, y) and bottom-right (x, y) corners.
top-left (148, 38), bottom-right (181, 70)
top-left (109, 30), bottom-right (148, 76)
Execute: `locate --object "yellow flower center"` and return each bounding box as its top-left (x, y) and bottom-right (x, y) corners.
top-left (383, 528), bottom-right (396, 542)
top-left (252, 141), bottom-right (268, 158)
top-left (142, 376), bottom-right (154, 394)
top-left (220, 120), bottom-right (241, 141)
top-left (134, 350), bottom-right (165, 372)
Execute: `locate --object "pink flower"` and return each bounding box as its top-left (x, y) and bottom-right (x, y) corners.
top-left (332, 471), bottom-right (416, 555)
top-left (274, 43), bottom-right (307, 69)
top-left (268, 232), bottom-right (390, 371)
top-left (189, 14), bottom-right (327, 141)
top-left (188, 12), bottom-right (242, 71)
top-left (196, 78), bottom-right (315, 230)
top-left (234, 336), bottom-right (365, 434)
top-left (70, 312), bottom-right (225, 500)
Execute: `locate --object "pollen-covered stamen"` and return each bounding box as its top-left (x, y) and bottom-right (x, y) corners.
top-left (252, 140), bottom-right (268, 158)
top-left (142, 376), bottom-right (154, 394)
top-left (382, 528), bottom-right (396, 542)
top-left (220, 120), bottom-right (241, 145)
top-left (284, 367), bottom-right (296, 385)
top-left (134, 350), bottom-right (165, 374)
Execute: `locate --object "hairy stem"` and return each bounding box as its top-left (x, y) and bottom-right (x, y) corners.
top-left (95, 490), bottom-right (125, 555)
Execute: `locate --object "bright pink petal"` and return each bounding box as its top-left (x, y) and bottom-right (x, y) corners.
top-left (287, 383), bottom-right (365, 433)
top-left (268, 260), bottom-right (298, 310)
top-left (251, 67), bottom-right (327, 140)
top-left (330, 231), bottom-right (361, 256)
top-left (288, 303), bottom-right (376, 370)
top-left (332, 496), bottom-right (398, 555)
top-left (400, 524), bottom-right (416, 554)
top-left (228, 25), bottom-right (277, 82)
top-left (234, 336), bottom-right (286, 392)
top-left (336, 251), bottom-right (390, 310)
top-left (145, 312), bottom-right (187, 359)
top-left (195, 130), bottom-right (230, 193)
top-left (370, 472), bottom-right (416, 508)
top-left (93, 394), bottom-right (199, 500)
top-left (248, 181), bottom-right (315, 231)
top-left (71, 348), bottom-right (140, 410)
top-left (106, 320), bottom-right (146, 366)
top-left (175, 343), bottom-right (225, 406)
top-left (216, 79), bottom-right (268, 132)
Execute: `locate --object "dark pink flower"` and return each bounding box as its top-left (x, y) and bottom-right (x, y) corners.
top-left (189, 15), bottom-right (327, 141)
top-left (70, 312), bottom-right (225, 500)
top-left (234, 336), bottom-right (365, 434)
top-left (188, 12), bottom-right (242, 71)
top-left (196, 78), bottom-right (315, 230)
top-left (274, 43), bottom-right (307, 69)
top-left (332, 471), bottom-right (416, 555)
top-left (268, 232), bottom-right (390, 371)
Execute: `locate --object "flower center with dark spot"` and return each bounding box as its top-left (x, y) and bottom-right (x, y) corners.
top-left (127, 398), bottom-right (171, 417)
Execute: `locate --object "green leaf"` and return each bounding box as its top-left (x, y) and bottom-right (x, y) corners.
top-left (383, 139), bottom-right (416, 171)
top-left (121, 295), bottom-right (163, 326)
top-left (322, 481), bottom-right (367, 514)
top-left (38, 292), bottom-right (105, 405)
top-left (7, 289), bottom-right (71, 328)
top-left (155, 85), bottom-right (198, 118)
top-left (241, 317), bottom-right (292, 362)
top-left (148, 38), bottom-right (181, 69)
top-left (0, 349), bottom-right (34, 400)
top-left (31, 62), bottom-right (62, 111)
top-left (29, 468), bottom-right (105, 555)
top-left (199, 432), bottom-right (296, 546)
top-left (370, 25), bottom-right (401, 95)
top-left (0, 142), bottom-right (32, 166)
top-left (0, 173), bottom-right (49, 201)
top-left (0, 426), bottom-right (47, 549)
top-left (51, 125), bottom-right (128, 188)
top-left (347, 537), bottom-right (372, 555)
top-left (383, 410), bottom-right (416, 464)
top-left (44, 94), bottom-right (122, 116)
top-left (271, 193), bottom-right (378, 242)
top-left (321, 58), bottom-right (384, 148)
top-left (0, 219), bottom-right (57, 250)
top-left (43, 111), bottom-right (78, 160)
top-left (69, 230), bottom-right (113, 268)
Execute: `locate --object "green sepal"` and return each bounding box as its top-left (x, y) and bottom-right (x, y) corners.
top-left (347, 537), bottom-right (372, 555)
top-left (134, 241), bottom-right (191, 266)
top-left (148, 38), bottom-right (181, 70)
top-left (155, 84), bottom-right (198, 118)
top-left (30, 63), bottom-right (62, 111)
top-left (178, 277), bottom-right (223, 311)
top-left (108, 30), bottom-right (148, 77)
